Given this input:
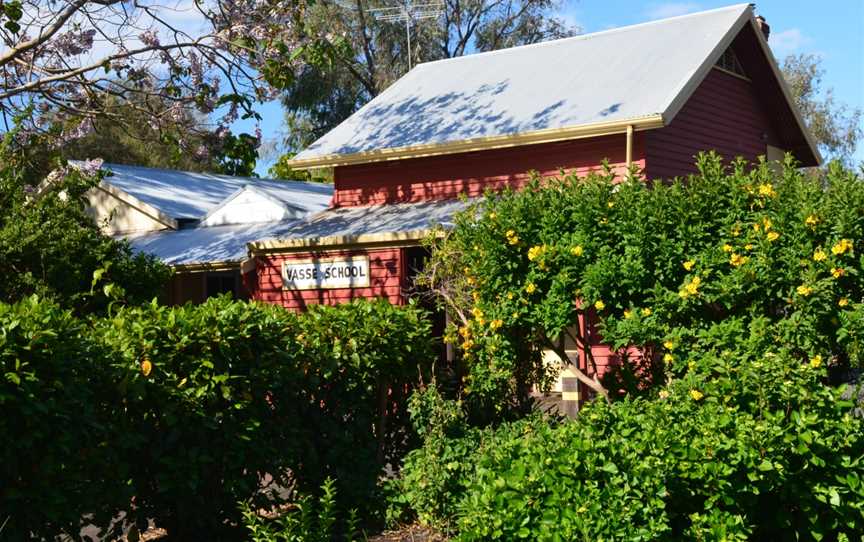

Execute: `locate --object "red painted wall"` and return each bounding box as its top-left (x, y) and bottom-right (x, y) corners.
top-left (251, 248), bottom-right (403, 310)
top-left (645, 67), bottom-right (781, 181)
top-left (332, 133), bottom-right (645, 207)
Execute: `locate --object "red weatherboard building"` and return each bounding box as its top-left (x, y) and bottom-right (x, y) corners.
top-left (242, 4), bottom-right (819, 404)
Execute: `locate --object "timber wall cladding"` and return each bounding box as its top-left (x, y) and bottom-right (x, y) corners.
top-left (252, 248), bottom-right (404, 310)
top-left (645, 67), bottom-right (781, 181)
top-left (332, 133), bottom-right (645, 207)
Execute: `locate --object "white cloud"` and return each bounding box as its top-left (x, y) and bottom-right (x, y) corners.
top-left (644, 2), bottom-right (702, 20)
top-left (769, 28), bottom-right (811, 58)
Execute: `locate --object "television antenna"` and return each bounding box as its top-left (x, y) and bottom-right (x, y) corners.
top-left (368, 1), bottom-right (443, 71)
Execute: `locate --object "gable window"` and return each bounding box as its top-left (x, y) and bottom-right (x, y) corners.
top-left (715, 47), bottom-right (747, 78)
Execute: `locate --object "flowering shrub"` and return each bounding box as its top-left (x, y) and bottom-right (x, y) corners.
top-left (424, 153), bottom-right (864, 406)
top-left (397, 322), bottom-right (864, 540)
top-left (453, 340), bottom-right (864, 541)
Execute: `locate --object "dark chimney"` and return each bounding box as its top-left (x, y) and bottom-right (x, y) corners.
top-left (755, 15), bottom-right (770, 41)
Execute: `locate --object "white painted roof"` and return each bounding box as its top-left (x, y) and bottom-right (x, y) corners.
top-left (255, 198), bottom-right (471, 245)
top-left (294, 3), bottom-right (752, 163)
top-left (101, 163), bottom-right (333, 220)
top-left (129, 199), bottom-right (469, 265)
top-left (126, 220), bottom-right (304, 265)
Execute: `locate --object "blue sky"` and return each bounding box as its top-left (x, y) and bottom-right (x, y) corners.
top-left (235, 1), bottom-right (864, 174)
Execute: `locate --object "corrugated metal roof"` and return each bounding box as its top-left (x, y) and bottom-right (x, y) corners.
top-left (101, 163), bottom-right (333, 219)
top-left (126, 219), bottom-right (300, 265)
top-left (129, 199), bottom-right (470, 265)
top-left (256, 198), bottom-right (471, 244)
top-left (293, 4), bottom-right (751, 164)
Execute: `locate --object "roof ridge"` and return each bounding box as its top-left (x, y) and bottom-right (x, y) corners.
top-left (417, 3), bottom-right (751, 69)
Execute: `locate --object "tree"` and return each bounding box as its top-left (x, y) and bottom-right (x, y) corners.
top-left (278, 0), bottom-right (577, 150)
top-left (0, 0), bottom-right (324, 152)
top-left (781, 53), bottom-right (863, 164)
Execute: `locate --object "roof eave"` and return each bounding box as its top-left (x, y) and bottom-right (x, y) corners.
top-left (287, 115), bottom-right (666, 170)
top-left (248, 228), bottom-right (447, 253)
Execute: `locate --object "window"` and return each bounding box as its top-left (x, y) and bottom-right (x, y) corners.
top-left (715, 47), bottom-right (747, 78)
top-left (205, 271), bottom-right (239, 299)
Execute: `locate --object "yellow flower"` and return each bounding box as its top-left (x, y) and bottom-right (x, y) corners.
top-left (680, 276), bottom-right (701, 297)
top-left (506, 230), bottom-right (519, 245)
top-left (623, 309), bottom-right (633, 319)
top-left (805, 214), bottom-right (820, 228)
top-left (683, 260), bottom-right (695, 271)
top-left (472, 291), bottom-right (480, 302)
top-left (506, 292), bottom-right (514, 300)
top-left (525, 282), bottom-right (536, 294)
top-left (466, 276), bottom-right (475, 285)
top-left (641, 308), bottom-right (652, 317)
top-left (744, 244), bottom-right (754, 251)
top-left (723, 244), bottom-right (734, 253)
top-left (570, 245), bottom-right (584, 257)
top-left (527, 245), bottom-right (546, 261)
top-left (458, 326), bottom-right (470, 338)
top-left (762, 217), bottom-right (773, 231)
top-left (753, 222), bottom-right (762, 232)
top-left (766, 231), bottom-right (780, 242)
top-left (599, 217), bottom-right (609, 225)
top-left (607, 200), bottom-right (615, 208)
top-left (809, 355), bottom-right (822, 368)
top-left (813, 248), bottom-right (828, 262)
top-left (461, 340), bottom-right (475, 350)
top-left (831, 267), bottom-right (845, 279)
top-left (594, 300), bottom-right (605, 311)
top-left (758, 183), bottom-right (776, 198)
top-left (731, 226), bottom-right (741, 237)
top-left (796, 284), bottom-right (813, 296)
top-left (689, 389), bottom-right (704, 401)
top-left (488, 212), bottom-right (496, 220)
top-left (140, 358), bottom-right (152, 377)
top-left (730, 253), bottom-right (748, 267)
top-left (838, 298), bottom-right (849, 307)
top-left (659, 390), bottom-right (670, 399)
top-left (832, 239), bottom-right (853, 256)
top-left (512, 311), bottom-right (519, 319)
top-left (664, 340), bottom-right (675, 350)
top-left (472, 307), bottom-right (484, 321)
top-left (663, 353), bottom-right (674, 363)
top-left (489, 319), bottom-right (504, 330)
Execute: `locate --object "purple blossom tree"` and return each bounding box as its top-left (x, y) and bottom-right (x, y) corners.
top-left (0, 0), bottom-right (317, 145)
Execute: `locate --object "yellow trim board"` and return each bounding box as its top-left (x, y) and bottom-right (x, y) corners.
top-left (288, 115), bottom-right (665, 169)
top-left (249, 229), bottom-right (443, 254)
top-left (172, 261), bottom-right (241, 273)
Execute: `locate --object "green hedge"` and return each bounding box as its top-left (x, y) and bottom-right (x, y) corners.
top-left (399, 321), bottom-right (864, 540)
top-left (0, 296), bottom-right (434, 540)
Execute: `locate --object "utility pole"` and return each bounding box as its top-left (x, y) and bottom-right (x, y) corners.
top-left (369, 1), bottom-right (443, 71)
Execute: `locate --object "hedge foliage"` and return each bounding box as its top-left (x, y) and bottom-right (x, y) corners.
top-left (400, 323), bottom-right (864, 540)
top-left (0, 296), bottom-right (434, 540)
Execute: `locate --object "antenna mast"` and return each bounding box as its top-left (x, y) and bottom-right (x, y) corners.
top-left (369, 1), bottom-right (443, 71)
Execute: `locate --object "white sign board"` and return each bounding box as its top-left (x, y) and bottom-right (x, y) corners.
top-left (281, 256), bottom-right (371, 290)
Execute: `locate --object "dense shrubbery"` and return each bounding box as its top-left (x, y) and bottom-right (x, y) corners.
top-left (0, 127), bottom-right (171, 314)
top-left (400, 323), bottom-right (864, 540)
top-left (424, 154), bottom-right (864, 409)
top-left (397, 156), bottom-right (864, 539)
top-left (0, 296), bottom-right (433, 540)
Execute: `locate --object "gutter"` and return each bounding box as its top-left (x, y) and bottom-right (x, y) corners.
top-left (288, 115), bottom-right (666, 170)
top-left (248, 229), bottom-right (446, 254)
